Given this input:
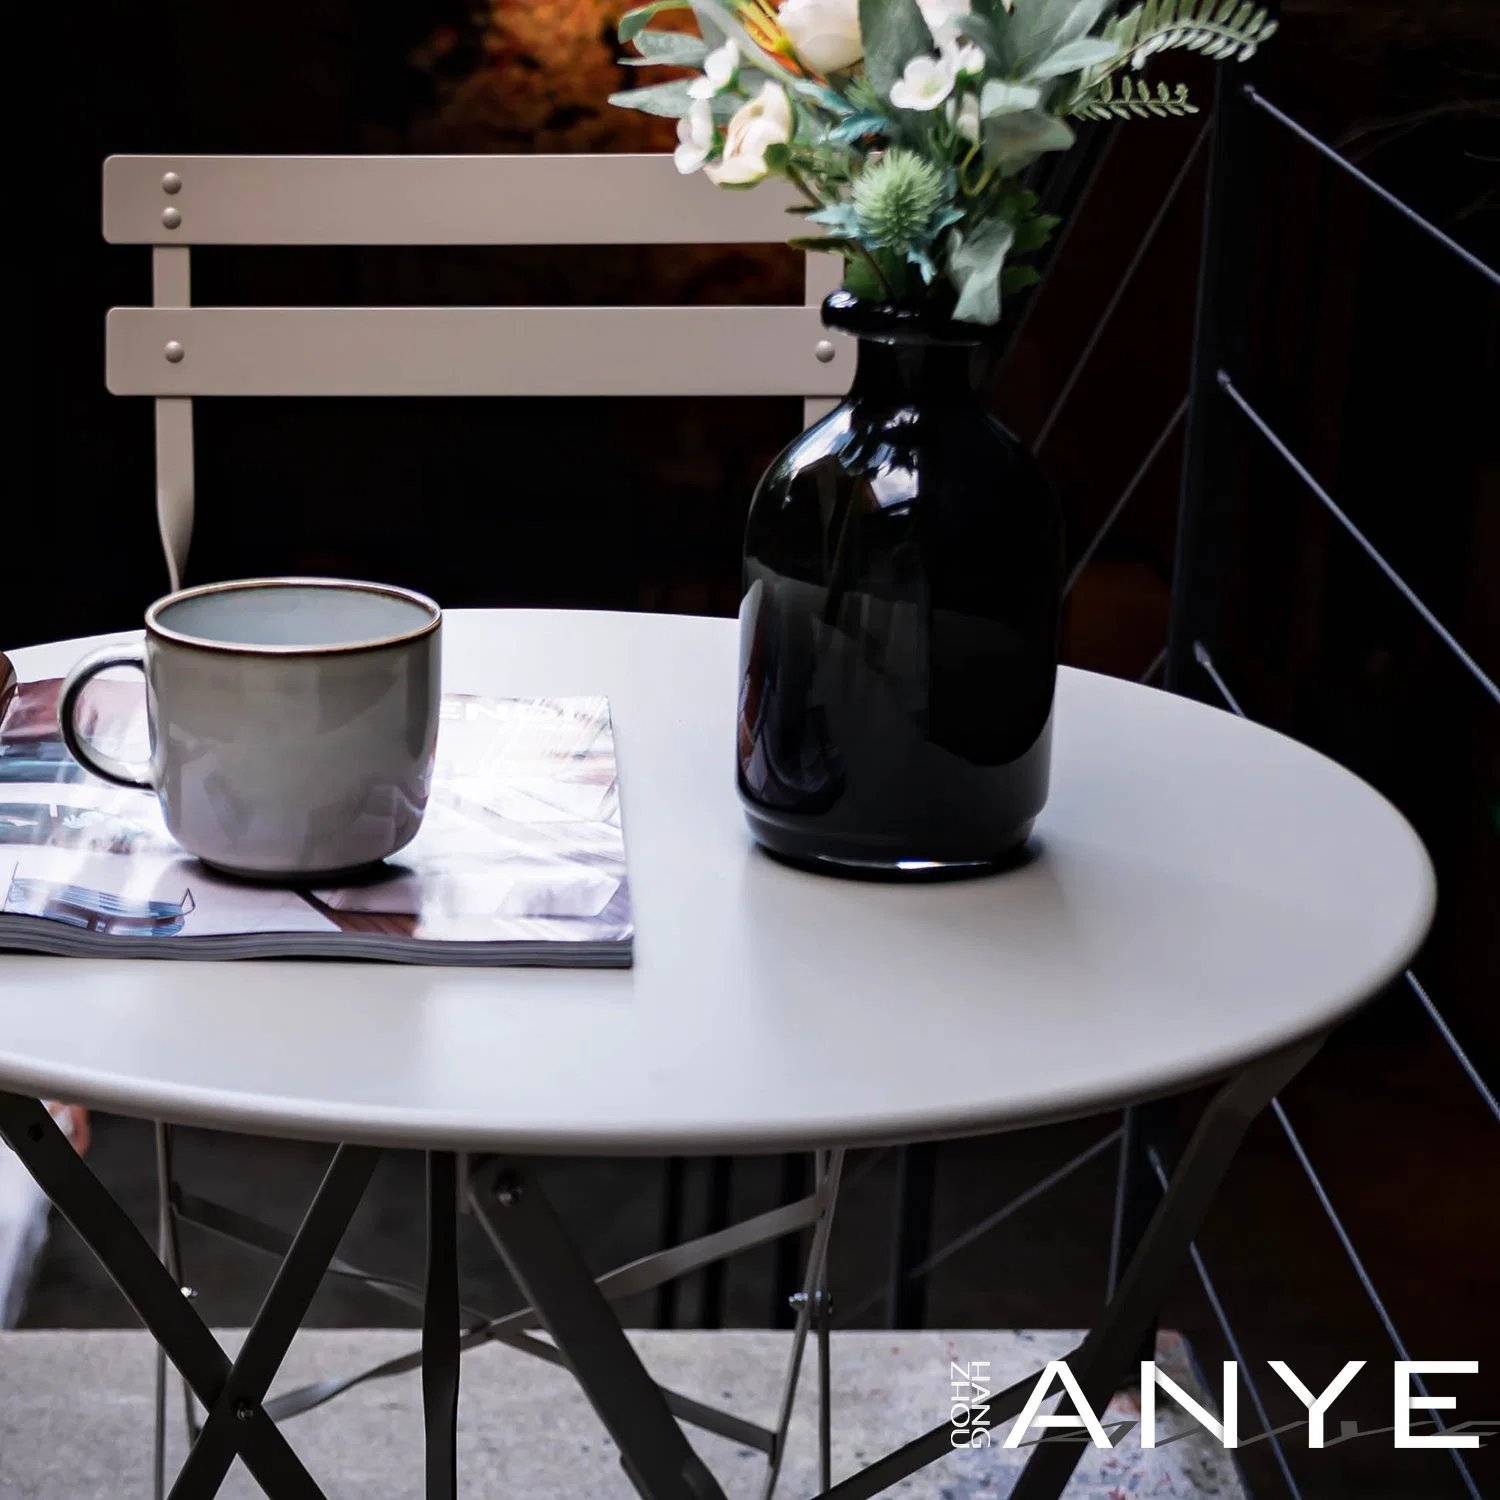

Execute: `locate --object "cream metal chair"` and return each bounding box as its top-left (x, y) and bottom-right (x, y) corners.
top-left (102, 151), bottom-right (847, 1500)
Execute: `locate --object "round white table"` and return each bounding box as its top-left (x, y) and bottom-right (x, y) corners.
top-left (0, 610), bottom-right (1435, 1500)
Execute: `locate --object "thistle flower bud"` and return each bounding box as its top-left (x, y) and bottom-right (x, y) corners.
top-left (850, 150), bottom-right (945, 248)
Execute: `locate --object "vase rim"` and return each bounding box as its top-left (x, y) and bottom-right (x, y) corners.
top-left (820, 291), bottom-right (996, 348)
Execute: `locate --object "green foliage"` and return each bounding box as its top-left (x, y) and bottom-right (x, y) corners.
top-left (618, 0), bottom-right (693, 45)
top-left (622, 30), bottom-right (711, 66)
top-left (982, 108), bottom-right (1076, 175)
top-left (609, 0), bottom-right (1275, 324)
top-left (1007, 0), bottom-right (1111, 76)
top-left (829, 111), bottom-right (894, 144)
top-left (1069, 75), bottom-right (1198, 118)
top-left (948, 218), bottom-right (1016, 324)
top-left (859, 0), bottom-right (935, 100)
top-left (607, 79), bottom-right (697, 118)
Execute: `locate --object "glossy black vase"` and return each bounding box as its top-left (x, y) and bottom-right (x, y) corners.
top-left (737, 292), bottom-right (1062, 875)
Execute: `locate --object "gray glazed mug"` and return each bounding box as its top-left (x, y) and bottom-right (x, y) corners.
top-left (59, 577), bottom-right (442, 879)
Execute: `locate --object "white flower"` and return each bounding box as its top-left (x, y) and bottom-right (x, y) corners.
top-left (778, 0), bottom-right (863, 73)
top-left (948, 89), bottom-right (981, 142)
top-left (689, 39), bottom-right (739, 99)
top-left (674, 99), bottom-right (716, 174)
top-left (889, 53), bottom-right (957, 111)
top-left (705, 81), bottom-right (793, 186)
top-left (945, 39), bottom-right (986, 78)
top-left (918, 0), bottom-right (969, 45)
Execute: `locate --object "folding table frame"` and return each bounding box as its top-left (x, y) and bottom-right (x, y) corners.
top-left (0, 1033), bottom-right (1318, 1500)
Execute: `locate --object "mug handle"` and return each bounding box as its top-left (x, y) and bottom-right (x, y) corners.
top-left (58, 642), bottom-right (156, 790)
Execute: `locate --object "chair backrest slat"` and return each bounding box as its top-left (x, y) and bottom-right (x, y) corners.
top-left (105, 153), bottom-right (840, 589)
top-left (109, 305), bottom-right (847, 398)
top-left (104, 154), bottom-right (803, 246)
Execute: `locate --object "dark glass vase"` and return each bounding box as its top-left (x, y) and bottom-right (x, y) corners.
top-left (737, 292), bottom-right (1062, 876)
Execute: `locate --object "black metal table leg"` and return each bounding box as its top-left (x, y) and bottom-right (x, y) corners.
top-left (169, 1144), bottom-right (380, 1499)
top-left (0, 1092), bottom-right (330, 1500)
top-left (1004, 1037), bottom-right (1321, 1500)
top-left (424, 1152), bottom-right (461, 1500)
top-left (655, 1157), bottom-right (687, 1327)
top-left (470, 1159), bottom-right (728, 1500)
top-left (772, 1152), bottom-right (809, 1328)
top-left (812, 1036), bottom-right (1323, 1500)
top-left (886, 1142), bottom-right (936, 1329)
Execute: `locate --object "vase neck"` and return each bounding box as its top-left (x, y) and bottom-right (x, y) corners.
top-left (848, 335), bottom-right (983, 404)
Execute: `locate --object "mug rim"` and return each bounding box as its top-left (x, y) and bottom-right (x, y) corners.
top-left (145, 576), bottom-right (441, 657)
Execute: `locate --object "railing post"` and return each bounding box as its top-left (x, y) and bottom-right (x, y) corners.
top-left (1132, 56), bottom-right (1267, 1355)
top-left (1165, 69), bottom-right (1264, 696)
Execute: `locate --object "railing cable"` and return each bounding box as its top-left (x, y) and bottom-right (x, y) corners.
top-left (1271, 1099), bottom-right (1483, 1500)
top-left (1404, 971), bottom-right (1500, 1128)
top-left (1036, 124), bottom-right (1209, 452)
top-left (1218, 376), bottom-right (1499, 707)
top-left (835, 1128), bottom-right (1122, 1327)
top-left (1195, 642), bottom-right (1500, 1122)
top-left (1065, 396), bottom-right (1189, 598)
top-left (1243, 86), bottom-right (1500, 291)
top-left (1193, 644), bottom-right (1487, 1500)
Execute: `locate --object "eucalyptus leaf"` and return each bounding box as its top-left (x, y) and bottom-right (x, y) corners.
top-left (982, 107), bottom-right (1076, 173)
top-left (625, 29), bottom-right (712, 65)
top-left (980, 80), bottom-right (1042, 117)
top-left (952, 12), bottom-right (1011, 70)
top-left (807, 202), bottom-right (864, 236)
top-left (1028, 36), bottom-right (1120, 79)
top-left (829, 110), bottom-right (893, 143)
top-left (793, 79), bottom-right (859, 115)
top-left (948, 217), bottom-right (1015, 324)
top-left (860, 0), bottom-right (935, 100)
top-left (1010, 0), bottom-right (1109, 73)
top-left (608, 79), bottom-right (697, 118)
top-left (619, 0), bottom-right (694, 44)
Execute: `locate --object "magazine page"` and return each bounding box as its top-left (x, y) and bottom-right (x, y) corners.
top-left (0, 674), bottom-right (632, 964)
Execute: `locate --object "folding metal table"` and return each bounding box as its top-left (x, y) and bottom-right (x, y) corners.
top-left (0, 609), bottom-right (1435, 1500)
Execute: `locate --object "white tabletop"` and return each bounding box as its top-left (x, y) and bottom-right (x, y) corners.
top-left (0, 611), bottom-right (1433, 1155)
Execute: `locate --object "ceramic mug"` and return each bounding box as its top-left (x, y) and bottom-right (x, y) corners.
top-left (59, 577), bottom-right (442, 879)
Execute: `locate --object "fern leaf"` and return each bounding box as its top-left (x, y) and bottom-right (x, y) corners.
top-left (1065, 73), bottom-right (1199, 119)
top-left (1099, 0), bottom-right (1275, 80)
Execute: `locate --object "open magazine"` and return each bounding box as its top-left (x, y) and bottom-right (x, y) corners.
top-left (0, 668), bottom-right (632, 967)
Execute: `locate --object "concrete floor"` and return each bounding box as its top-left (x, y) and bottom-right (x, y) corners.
top-left (0, 1328), bottom-right (1248, 1500)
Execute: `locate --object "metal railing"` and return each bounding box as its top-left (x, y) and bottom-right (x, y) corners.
top-left (830, 53), bottom-right (1496, 1500)
top-left (1136, 60), bottom-right (1496, 1500)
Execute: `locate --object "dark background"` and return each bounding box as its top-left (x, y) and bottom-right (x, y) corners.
top-left (6, 3), bottom-right (1498, 1497)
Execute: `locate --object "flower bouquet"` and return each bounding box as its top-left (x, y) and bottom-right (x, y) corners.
top-left (611, 0), bottom-right (1275, 323)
